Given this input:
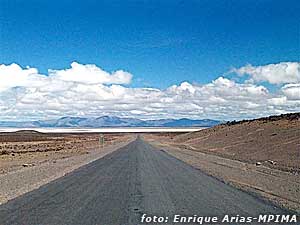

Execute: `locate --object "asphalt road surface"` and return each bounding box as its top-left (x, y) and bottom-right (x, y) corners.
top-left (0, 137), bottom-right (291, 225)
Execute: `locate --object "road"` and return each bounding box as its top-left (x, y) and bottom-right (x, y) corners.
top-left (0, 137), bottom-right (290, 225)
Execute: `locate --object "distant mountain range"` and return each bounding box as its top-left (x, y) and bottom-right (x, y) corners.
top-left (0, 116), bottom-right (221, 128)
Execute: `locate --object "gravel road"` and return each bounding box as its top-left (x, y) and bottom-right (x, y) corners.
top-left (0, 137), bottom-right (293, 225)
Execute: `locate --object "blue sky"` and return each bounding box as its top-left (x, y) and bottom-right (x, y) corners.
top-left (1, 0), bottom-right (299, 88)
top-left (0, 0), bottom-right (299, 121)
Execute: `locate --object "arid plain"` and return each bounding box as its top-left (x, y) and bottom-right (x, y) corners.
top-left (0, 113), bottom-right (299, 214)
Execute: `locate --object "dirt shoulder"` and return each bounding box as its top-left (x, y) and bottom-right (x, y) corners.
top-left (0, 132), bottom-right (135, 205)
top-left (143, 134), bottom-right (300, 213)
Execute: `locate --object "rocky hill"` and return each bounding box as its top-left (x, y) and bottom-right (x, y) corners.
top-left (164, 113), bottom-right (300, 172)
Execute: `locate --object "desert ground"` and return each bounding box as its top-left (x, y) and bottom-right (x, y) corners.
top-left (1, 137), bottom-right (292, 225)
top-left (0, 113), bottom-right (299, 216)
top-left (0, 131), bottom-right (133, 204)
top-left (0, 131), bottom-right (133, 174)
top-left (143, 113), bottom-right (300, 212)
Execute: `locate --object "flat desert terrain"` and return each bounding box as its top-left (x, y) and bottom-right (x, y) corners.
top-left (0, 131), bottom-right (133, 204)
top-left (0, 113), bottom-right (299, 214)
top-left (0, 131), bottom-right (132, 174)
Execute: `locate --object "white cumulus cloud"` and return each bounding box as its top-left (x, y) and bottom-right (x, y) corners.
top-left (232, 62), bottom-right (300, 84)
top-left (281, 83), bottom-right (300, 100)
top-left (0, 62), bottom-right (299, 121)
top-left (48, 62), bottom-right (132, 85)
top-left (0, 63), bottom-right (46, 91)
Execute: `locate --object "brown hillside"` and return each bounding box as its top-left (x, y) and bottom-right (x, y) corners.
top-left (173, 113), bottom-right (300, 172)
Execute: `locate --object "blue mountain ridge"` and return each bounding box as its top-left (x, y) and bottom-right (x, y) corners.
top-left (0, 116), bottom-right (221, 128)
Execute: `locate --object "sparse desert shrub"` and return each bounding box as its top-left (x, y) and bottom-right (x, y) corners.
top-left (0, 150), bottom-right (9, 155)
top-left (225, 112), bottom-right (300, 127)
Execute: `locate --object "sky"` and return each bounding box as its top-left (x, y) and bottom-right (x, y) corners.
top-left (0, 0), bottom-right (299, 121)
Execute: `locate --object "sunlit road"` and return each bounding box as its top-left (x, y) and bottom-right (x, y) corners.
top-left (0, 137), bottom-right (288, 225)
